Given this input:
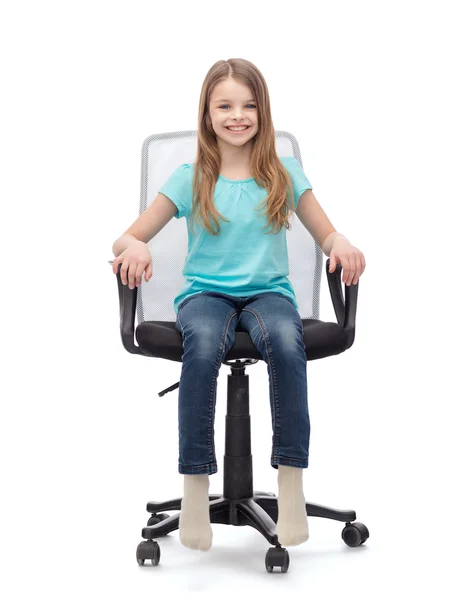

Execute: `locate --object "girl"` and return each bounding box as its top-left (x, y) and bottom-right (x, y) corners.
top-left (112, 58), bottom-right (365, 552)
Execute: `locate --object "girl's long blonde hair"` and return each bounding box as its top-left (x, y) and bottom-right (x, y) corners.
top-left (190, 58), bottom-right (296, 236)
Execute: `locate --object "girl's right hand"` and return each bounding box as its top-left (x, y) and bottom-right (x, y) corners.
top-left (112, 240), bottom-right (153, 289)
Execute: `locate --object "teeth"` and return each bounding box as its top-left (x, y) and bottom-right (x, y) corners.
top-left (227, 126), bottom-right (248, 131)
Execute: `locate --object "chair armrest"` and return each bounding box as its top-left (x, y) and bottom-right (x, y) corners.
top-left (325, 259), bottom-right (358, 349)
top-left (108, 260), bottom-right (146, 356)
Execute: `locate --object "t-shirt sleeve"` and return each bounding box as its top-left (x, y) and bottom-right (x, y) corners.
top-left (158, 163), bottom-right (192, 219)
top-left (281, 156), bottom-right (312, 209)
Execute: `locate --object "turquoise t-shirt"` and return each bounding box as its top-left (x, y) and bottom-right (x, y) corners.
top-left (159, 156), bottom-right (313, 315)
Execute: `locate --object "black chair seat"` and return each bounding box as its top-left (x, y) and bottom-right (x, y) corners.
top-left (135, 317), bottom-right (349, 363)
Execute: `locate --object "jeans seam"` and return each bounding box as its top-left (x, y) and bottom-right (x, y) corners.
top-left (207, 310), bottom-right (238, 466)
top-left (240, 307), bottom-right (280, 462)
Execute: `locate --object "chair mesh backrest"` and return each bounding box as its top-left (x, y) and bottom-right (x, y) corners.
top-left (137, 130), bottom-right (323, 324)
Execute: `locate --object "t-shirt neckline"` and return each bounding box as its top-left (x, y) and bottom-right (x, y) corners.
top-left (218, 173), bottom-right (255, 183)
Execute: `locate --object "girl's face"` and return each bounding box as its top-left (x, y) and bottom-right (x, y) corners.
top-left (208, 78), bottom-right (259, 147)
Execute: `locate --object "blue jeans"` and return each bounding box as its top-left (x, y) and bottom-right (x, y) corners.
top-left (175, 291), bottom-right (310, 475)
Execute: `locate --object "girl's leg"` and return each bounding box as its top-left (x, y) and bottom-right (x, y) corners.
top-left (237, 292), bottom-right (310, 546)
top-left (175, 292), bottom-right (239, 550)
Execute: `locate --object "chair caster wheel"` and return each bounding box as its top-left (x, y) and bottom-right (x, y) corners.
top-left (136, 540), bottom-right (160, 566)
top-left (147, 513), bottom-right (170, 527)
top-left (265, 546), bottom-right (290, 573)
top-left (341, 521), bottom-right (370, 547)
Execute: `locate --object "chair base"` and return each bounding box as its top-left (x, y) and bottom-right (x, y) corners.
top-left (143, 491), bottom-right (357, 545)
top-left (138, 490), bottom-right (368, 572)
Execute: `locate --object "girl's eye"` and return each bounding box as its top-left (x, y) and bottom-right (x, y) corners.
top-left (219, 104), bottom-right (256, 109)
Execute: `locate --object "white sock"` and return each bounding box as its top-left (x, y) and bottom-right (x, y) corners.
top-left (276, 465), bottom-right (309, 546)
top-left (179, 474), bottom-right (213, 551)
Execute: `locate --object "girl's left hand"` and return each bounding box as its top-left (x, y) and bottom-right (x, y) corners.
top-left (328, 238), bottom-right (366, 285)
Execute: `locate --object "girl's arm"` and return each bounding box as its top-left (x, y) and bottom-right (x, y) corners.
top-left (295, 189), bottom-right (347, 256)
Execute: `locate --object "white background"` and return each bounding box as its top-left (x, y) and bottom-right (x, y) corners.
top-left (1, 0), bottom-right (473, 597)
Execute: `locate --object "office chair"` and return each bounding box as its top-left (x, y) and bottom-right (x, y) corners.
top-left (109, 130), bottom-right (369, 573)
